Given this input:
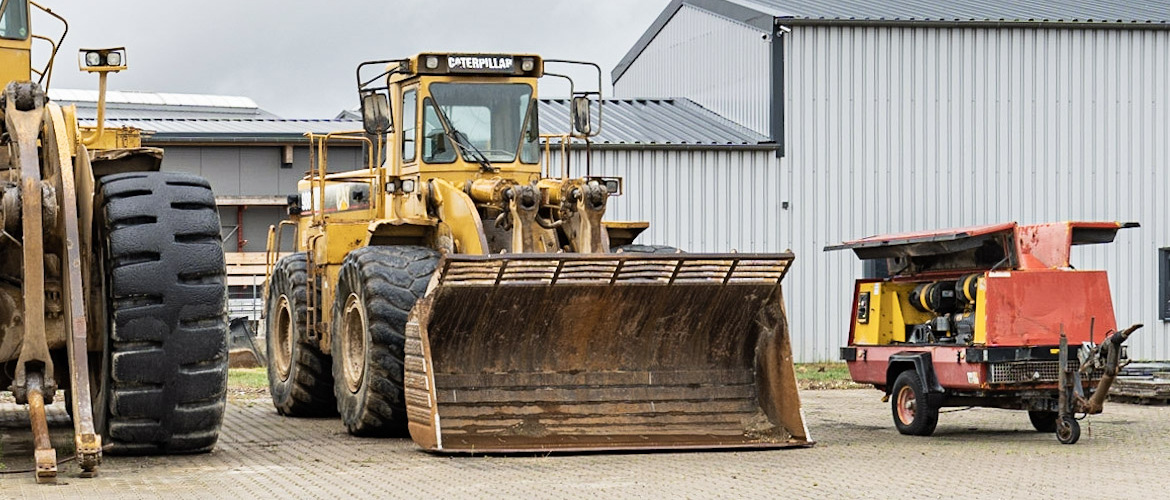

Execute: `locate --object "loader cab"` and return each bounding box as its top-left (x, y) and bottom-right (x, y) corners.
top-left (0, 0), bottom-right (32, 84)
top-left (384, 53), bottom-right (545, 183)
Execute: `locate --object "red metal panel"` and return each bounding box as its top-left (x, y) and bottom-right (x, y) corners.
top-left (1015, 221), bottom-right (1129, 270)
top-left (845, 346), bottom-right (986, 390)
top-left (982, 270), bottom-right (1117, 346)
top-left (832, 222), bottom-right (1016, 249)
top-left (1014, 222), bottom-right (1074, 269)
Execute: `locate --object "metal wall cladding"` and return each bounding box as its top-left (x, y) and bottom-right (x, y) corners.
top-left (607, 9), bottom-right (1170, 362)
top-left (613, 4), bottom-right (774, 136)
top-left (548, 148), bottom-right (785, 254)
top-left (783, 25), bottom-right (1170, 362)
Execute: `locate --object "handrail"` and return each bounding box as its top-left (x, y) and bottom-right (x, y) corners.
top-left (540, 133), bottom-right (571, 181)
top-left (304, 131), bottom-right (376, 225)
top-left (29, 1), bottom-right (68, 89)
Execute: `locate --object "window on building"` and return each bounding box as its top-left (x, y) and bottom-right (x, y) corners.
top-left (1161, 248), bottom-right (1170, 321)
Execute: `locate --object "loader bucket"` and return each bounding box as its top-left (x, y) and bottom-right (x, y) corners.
top-left (404, 252), bottom-right (811, 452)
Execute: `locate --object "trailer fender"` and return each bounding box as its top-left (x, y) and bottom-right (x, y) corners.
top-left (886, 352), bottom-right (945, 397)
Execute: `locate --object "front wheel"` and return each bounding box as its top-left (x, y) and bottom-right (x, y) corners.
top-left (890, 370), bottom-right (939, 436)
top-left (331, 246), bottom-right (438, 436)
top-left (1056, 415), bottom-right (1080, 444)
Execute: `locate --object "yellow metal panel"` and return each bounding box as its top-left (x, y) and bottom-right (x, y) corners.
top-left (0, 41), bottom-right (30, 85)
top-left (852, 281), bottom-right (933, 345)
top-left (973, 277), bottom-right (989, 344)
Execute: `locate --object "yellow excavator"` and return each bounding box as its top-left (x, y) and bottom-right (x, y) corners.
top-left (1, 1), bottom-right (229, 482)
top-left (260, 53), bottom-right (810, 452)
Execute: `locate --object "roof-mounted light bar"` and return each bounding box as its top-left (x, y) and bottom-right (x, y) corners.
top-left (415, 54), bottom-right (542, 77)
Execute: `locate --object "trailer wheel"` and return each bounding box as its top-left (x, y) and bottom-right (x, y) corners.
top-left (95, 172), bottom-right (228, 454)
top-left (1028, 410), bottom-right (1058, 432)
top-left (265, 253), bottom-right (337, 416)
top-left (614, 244), bottom-right (685, 254)
top-left (1056, 415), bottom-right (1080, 444)
top-left (331, 245), bottom-right (438, 436)
top-left (890, 370), bottom-right (938, 436)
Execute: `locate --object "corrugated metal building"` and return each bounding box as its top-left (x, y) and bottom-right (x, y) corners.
top-left (50, 89), bottom-right (363, 256)
top-left (612, 0), bottom-right (1170, 361)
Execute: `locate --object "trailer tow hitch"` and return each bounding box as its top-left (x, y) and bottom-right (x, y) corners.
top-left (1057, 323), bottom-right (1142, 444)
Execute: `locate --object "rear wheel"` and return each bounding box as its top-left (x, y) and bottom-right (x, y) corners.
top-left (332, 246), bottom-right (438, 436)
top-left (265, 253), bottom-right (336, 416)
top-left (95, 172), bottom-right (228, 454)
top-left (890, 370), bottom-right (938, 436)
top-left (1028, 410), bottom-right (1058, 433)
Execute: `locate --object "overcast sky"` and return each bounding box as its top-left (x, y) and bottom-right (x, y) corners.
top-left (37, 1), bottom-right (669, 118)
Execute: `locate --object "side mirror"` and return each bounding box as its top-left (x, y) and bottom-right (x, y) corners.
top-left (571, 95), bottom-right (592, 136)
top-left (361, 92), bottom-right (392, 135)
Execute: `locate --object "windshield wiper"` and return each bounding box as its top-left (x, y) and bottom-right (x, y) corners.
top-left (446, 128), bottom-right (495, 173)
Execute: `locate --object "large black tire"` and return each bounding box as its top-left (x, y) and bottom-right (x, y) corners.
top-left (1028, 410), bottom-right (1058, 433)
top-left (95, 172), bottom-right (228, 454)
top-left (614, 244), bottom-right (685, 254)
top-left (331, 246), bottom-right (438, 436)
top-left (265, 253), bottom-right (336, 416)
top-left (890, 370), bottom-right (939, 436)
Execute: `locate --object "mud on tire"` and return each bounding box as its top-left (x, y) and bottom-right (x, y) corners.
top-left (96, 172), bottom-right (229, 454)
top-left (265, 253), bottom-right (336, 416)
top-left (332, 246), bottom-right (438, 436)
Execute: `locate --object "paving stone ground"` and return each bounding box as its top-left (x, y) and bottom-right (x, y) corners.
top-left (2, 389), bottom-right (1168, 499)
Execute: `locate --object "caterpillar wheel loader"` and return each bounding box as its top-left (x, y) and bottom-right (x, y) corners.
top-left (827, 221), bottom-right (1139, 444)
top-left (1, 1), bottom-right (229, 482)
top-left (261, 53), bottom-right (811, 452)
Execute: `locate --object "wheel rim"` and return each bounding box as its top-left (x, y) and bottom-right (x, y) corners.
top-left (341, 293), bottom-right (368, 393)
top-left (1057, 418), bottom-right (1073, 440)
top-left (273, 295), bottom-right (294, 380)
top-left (896, 385), bottom-right (917, 425)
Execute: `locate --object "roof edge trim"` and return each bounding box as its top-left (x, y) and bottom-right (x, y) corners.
top-left (612, 0), bottom-right (685, 85)
top-left (777, 17), bottom-right (1170, 30)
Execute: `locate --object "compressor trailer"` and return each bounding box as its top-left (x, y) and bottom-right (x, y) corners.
top-left (828, 221), bottom-right (1139, 444)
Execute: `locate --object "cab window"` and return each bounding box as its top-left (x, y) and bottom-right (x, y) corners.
top-left (401, 88), bottom-right (417, 162)
top-left (0, 0), bottom-right (30, 40)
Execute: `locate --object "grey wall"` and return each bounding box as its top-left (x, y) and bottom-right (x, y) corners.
top-left (163, 144), bottom-right (363, 255)
top-left (613, 4), bottom-right (774, 136)
top-left (161, 145), bottom-right (363, 197)
top-left (550, 148), bottom-right (785, 253)
top-left (612, 7), bottom-right (1170, 361)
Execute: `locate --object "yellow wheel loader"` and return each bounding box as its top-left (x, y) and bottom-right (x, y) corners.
top-left (1, 1), bottom-right (229, 482)
top-left (262, 53), bottom-right (809, 452)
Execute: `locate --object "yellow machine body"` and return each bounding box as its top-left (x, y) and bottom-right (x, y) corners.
top-left (265, 52), bottom-right (810, 452)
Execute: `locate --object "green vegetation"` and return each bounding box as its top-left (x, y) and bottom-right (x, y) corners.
top-left (228, 367), bottom-right (269, 391)
top-left (794, 363), bottom-right (865, 390)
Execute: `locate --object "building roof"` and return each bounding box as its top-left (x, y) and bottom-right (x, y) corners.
top-left (62, 92), bottom-right (769, 147)
top-left (338, 98), bottom-right (771, 147)
top-left (49, 89), bottom-right (280, 120)
top-left (50, 89), bottom-right (355, 142)
top-left (738, 0), bottom-right (1170, 24)
top-left (614, 0), bottom-right (1170, 83)
top-left (538, 98), bottom-right (771, 147)
top-left (94, 118), bottom-right (365, 143)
